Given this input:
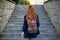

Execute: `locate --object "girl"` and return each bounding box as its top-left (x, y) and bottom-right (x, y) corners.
top-left (21, 5), bottom-right (40, 40)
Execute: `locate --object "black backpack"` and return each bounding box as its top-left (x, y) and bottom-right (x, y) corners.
top-left (27, 19), bottom-right (38, 33)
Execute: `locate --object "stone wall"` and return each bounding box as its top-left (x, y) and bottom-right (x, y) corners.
top-left (0, 0), bottom-right (15, 32)
top-left (44, 0), bottom-right (60, 36)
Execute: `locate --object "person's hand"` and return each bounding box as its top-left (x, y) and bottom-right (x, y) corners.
top-left (21, 32), bottom-right (24, 38)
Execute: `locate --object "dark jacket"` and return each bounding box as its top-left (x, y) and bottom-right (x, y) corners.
top-left (22, 15), bottom-right (40, 38)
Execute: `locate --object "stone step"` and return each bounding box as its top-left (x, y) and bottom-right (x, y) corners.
top-left (1, 33), bottom-right (58, 38)
top-left (0, 34), bottom-right (58, 39)
top-left (10, 16), bottom-right (49, 19)
top-left (5, 25), bottom-right (54, 30)
top-left (9, 18), bottom-right (51, 22)
top-left (11, 14), bottom-right (48, 17)
top-left (0, 30), bottom-right (56, 34)
top-left (5, 26), bottom-right (54, 30)
top-left (9, 19), bottom-right (50, 22)
top-left (7, 22), bottom-right (53, 26)
top-left (12, 10), bottom-right (48, 14)
top-left (5, 28), bottom-right (55, 32)
top-left (11, 9), bottom-right (48, 14)
top-left (10, 23), bottom-right (51, 26)
top-left (0, 38), bottom-right (60, 40)
top-left (8, 21), bottom-right (51, 24)
top-left (0, 32), bottom-right (57, 35)
top-left (9, 19), bottom-right (51, 22)
top-left (11, 12), bottom-right (48, 15)
top-left (9, 18), bottom-right (50, 21)
top-left (0, 33), bottom-right (58, 38)
top-left (6, 24), bottom-right (53, 27)
top-left (5, 24), bottom-right (54, 29)
top-left (7, 22), bottom-right (52, 26)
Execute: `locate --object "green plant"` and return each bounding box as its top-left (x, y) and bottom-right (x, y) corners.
top-left (18, 0), bottom-right (30, 5)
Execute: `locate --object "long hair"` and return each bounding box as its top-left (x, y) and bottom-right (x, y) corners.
top-left (26, 5), bottom-right (37, 21)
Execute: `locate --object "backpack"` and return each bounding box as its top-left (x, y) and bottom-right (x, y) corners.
top-left (27, 19), bottom-right (38, 33)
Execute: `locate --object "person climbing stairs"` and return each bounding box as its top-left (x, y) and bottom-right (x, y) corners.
top-left (0, 5), bottom-right (60, 40)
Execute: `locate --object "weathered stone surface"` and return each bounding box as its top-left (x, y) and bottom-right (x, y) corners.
top-left (44, 0), bottom-right (60, 36)
top-left (0, 17), bottom-right (2, 23)
top-left (0, 0), bottom-right (15, 32)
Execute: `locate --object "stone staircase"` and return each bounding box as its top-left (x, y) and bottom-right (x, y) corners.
top-left (0, 5), bottom-right (60, 40)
